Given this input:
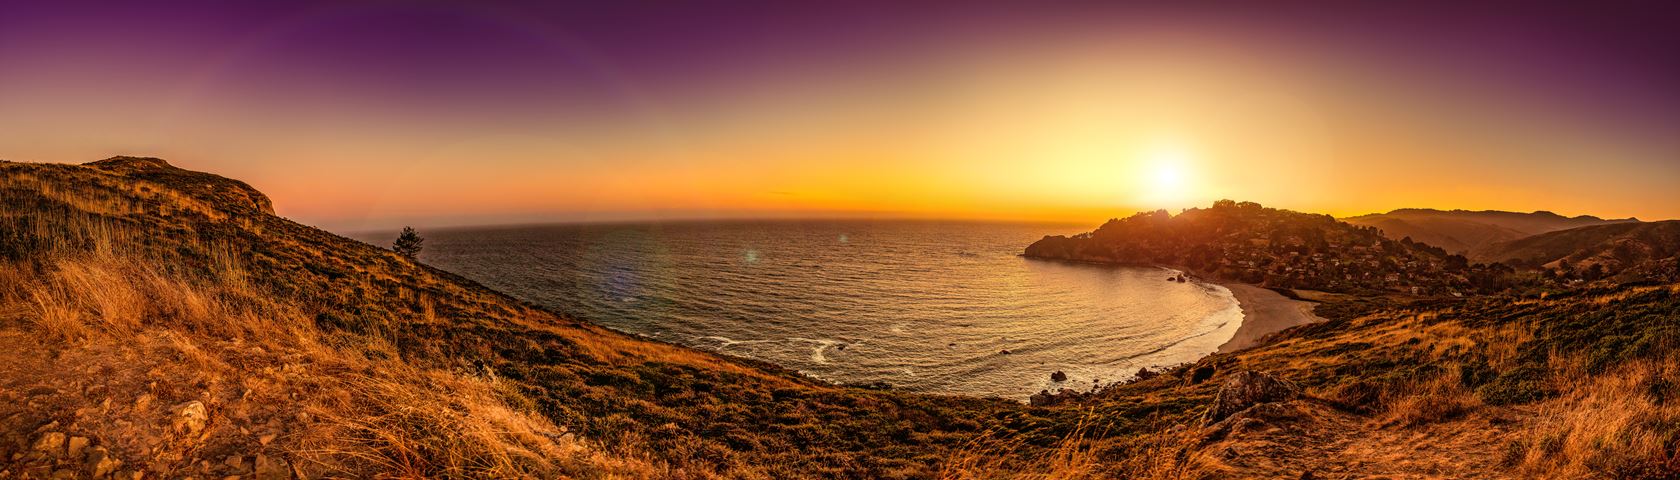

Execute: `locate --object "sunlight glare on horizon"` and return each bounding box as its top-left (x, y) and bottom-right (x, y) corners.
top-left (1136, 142), bottom-right (1197, 209)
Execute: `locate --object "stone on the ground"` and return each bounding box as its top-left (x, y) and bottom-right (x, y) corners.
top-left (1134, 367), bottom-right (1159, 382)
top-left (224, 454), bottom-right (247, 472)
top-left (86, 446), bottom-right (121, 478)
top-left (32, 431), bottom-right (66, 458)
top-left (1206, 370), bottom-right (1301, 423)
top-left (173, 401), bottom-right (208, 435)
top-left (253, 453), bottom-right (289, 480)
top-left (134, 394), bottom-right (154, 411)
top-left (67, 436), bottom-right (90, 458)
top-left (1050, 370), bottom-right (1068, 382)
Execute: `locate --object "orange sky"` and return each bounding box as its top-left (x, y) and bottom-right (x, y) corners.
top-left (3, 3), bottom-right (1677, 230)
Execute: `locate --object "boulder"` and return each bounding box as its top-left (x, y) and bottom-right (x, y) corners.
top-left (1050, 371), bottom-right (1068, 382)
top-left (1206, 370), bottom-right (1301, 423)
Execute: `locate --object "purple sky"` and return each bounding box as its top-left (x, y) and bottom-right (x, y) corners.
top-left (3, 1), bottom-right (1678, 227)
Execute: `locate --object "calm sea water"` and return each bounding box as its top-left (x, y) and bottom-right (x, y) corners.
top-left (361, 220), bottom-right (1241, 400)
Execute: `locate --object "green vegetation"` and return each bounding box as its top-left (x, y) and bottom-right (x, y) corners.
top-left (392, 226), bottom-right (425, 259)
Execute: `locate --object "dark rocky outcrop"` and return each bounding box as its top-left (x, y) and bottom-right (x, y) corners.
top-left (1186, 365), bottom-right (1217, 386)
top-left (1206, 370), bottom-right (1301, 424)
top-left (1029, 388), bottom-right (1086, 407)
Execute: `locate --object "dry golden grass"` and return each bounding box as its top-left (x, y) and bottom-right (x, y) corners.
top-left (939, 421), bottom-right (1106, 480)
top-left (938, 418), bottom-right (1217, 480)
top-left (0, 166), bottom-right (227, 220)
top-left (0, 246), bottom-right (666, 478)
top-left (1379, 369), bottom-right (1479, 427)
top-left (1511, 352), bottom-right (1680, 478)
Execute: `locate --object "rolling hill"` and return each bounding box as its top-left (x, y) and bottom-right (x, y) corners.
top-left (1341, 208), bottom-right (1637, 255)
top-left (1469, 220), bottom-right (1680, 281)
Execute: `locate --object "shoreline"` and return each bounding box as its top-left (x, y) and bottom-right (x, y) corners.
top-left (1019, 256), bottom-right (1329, 354)
top-left (1214, 282), bottom-right (1325, 353)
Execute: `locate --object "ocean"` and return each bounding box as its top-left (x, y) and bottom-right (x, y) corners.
top-left (359, 220), bottom-right (1242, 400)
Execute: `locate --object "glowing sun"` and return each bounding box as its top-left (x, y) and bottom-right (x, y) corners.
top-left (1138, 144), bottom-right (1196, 207)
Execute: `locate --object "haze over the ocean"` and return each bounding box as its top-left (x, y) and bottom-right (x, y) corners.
top-left (3, 2), bottom-right (1678, 229)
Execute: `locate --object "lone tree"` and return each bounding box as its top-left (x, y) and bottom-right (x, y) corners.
top-left (392, 226), bottom-right (424, 259)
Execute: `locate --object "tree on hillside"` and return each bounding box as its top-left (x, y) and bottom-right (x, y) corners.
top-left (393, 226), bottom-right (424, 259)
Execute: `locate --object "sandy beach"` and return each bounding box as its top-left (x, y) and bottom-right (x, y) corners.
top-left (1216, 283), bottom-right (1325, 353)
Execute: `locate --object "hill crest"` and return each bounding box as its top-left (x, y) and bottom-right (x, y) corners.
top-left (1342, 208), bottom-right (1638, 255)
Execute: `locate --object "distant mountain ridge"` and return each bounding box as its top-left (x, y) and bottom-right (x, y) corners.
top-left (1470, 220), bottom-right (1680, 281)
top-left (1342, 208), bottom-right (1638, 255)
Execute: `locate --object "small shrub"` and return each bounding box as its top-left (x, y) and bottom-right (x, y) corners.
top-left (1477, 365), bottom-right (1552, 405)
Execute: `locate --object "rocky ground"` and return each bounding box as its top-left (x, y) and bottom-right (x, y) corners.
top-left (0, 330), bottom-right (299, 479)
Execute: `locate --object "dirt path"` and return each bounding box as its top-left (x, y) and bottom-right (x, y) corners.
top-left (1200, 400), bottom-right (1519, 479)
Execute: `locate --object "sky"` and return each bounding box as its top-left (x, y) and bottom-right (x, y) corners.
top-left (2, 1), bottom-right (1678, 230)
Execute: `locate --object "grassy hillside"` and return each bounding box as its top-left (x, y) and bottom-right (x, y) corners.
top-left (2, 158), bottom-right (1675, 479)
top-left (0, 157), bottom-right (1087, 479)
top-left (1343, 209), bottom-right (1635, 255)
top-left (1471, 221), bottom-right (1680, 282)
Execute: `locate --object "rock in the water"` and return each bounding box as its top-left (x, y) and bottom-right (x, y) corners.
top-left (32, 431), bottom-right (66, 458)
top-left (1050, 370), bottom-right (1068, 382)
top-left (1206, 370), bottom-right (1301, 423)
top-left (173, 401), bottom-right (208, 435)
